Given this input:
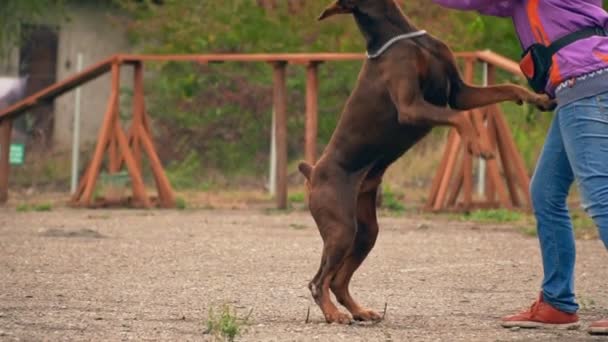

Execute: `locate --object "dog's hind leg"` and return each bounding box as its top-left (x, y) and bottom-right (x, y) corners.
top-left (308, 181), bottom-right (358, 324)
top-left (331, 178), bottom-right (382, 322)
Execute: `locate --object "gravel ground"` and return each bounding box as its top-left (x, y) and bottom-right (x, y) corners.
top-left (1, 208), bottom-right (607, 341)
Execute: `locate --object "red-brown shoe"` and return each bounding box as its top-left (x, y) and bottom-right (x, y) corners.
top-left (589, 319), bottom-right (608, 335)
top-left (501, 293), bottom-right (580, 330)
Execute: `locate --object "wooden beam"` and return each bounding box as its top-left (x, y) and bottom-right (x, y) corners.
top-left (139, 126), bottom-right (175, 208)
top-left (492, 110), bottom-right (521, 207)
top-left (109, 133), bottom-right (120, 173)
top-left (272, 62), bottom-right (289, 209)
top-left (485, 108), bottom-right (497, 203)
top-left (0, 57), bottom-right (116, 120)
top-left (79, 62), bottom-right (121, 206)
top-left (461, 59), bottom-right (475, 211)
top-left (132, 62), bottom-right (145, 172)
top-left (0, 119), bottom-right (13, 204)
top-left (447, 150), bottom-right (464, 207)
top-left (113, 115), bottom-right (150, 208)
top-left (305, 62), bottom-right (320, 165)
top-left (432, 134), bottom-right (462, 211)
top-left (462, 130), bottom-right (473, 210)
top-left (470, 108), bottom-right (513, 210)
top-left (488, 65), bottom-right (531, 206)
top-left (426, 130), bottom-right (457, 210)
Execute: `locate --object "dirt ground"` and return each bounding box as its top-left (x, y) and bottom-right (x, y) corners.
top-left (1, 207), bottom-right (608, 341)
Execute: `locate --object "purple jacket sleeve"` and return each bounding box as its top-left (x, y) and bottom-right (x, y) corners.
top-left (432, 0), bottom-right (515, 17)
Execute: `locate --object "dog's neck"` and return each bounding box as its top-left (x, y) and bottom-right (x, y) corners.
top-left (354, 4), bottom-right (419, 54)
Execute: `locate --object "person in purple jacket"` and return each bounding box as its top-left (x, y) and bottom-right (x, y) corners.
top-left (433, 0), bottom-right (608, 334)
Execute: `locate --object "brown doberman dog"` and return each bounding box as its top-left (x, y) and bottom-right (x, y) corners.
top-left (298, 0), bottom-right (555, 325)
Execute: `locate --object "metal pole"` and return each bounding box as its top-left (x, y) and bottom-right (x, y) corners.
top-left (477, 61), bottom-right (488, 197)
top-left (70, 53), bottom-right (83, 194)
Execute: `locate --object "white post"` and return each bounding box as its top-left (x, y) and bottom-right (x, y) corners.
top-left (70, 53), bottom-right (83, 194)
top-left (477, 62), bottom-right (488, 197)
top-left (268, 108), bottom-right (277, 195)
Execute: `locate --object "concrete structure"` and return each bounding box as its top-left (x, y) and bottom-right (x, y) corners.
top-left (0, 2), bottom-right (132, 149)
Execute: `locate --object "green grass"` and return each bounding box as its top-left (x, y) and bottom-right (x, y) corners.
top-left (16, 202), bottom-right (52, 212)
top-left (288, 192), bottom-right (305, 203)
top-left (518, 225), bottom-right (537, 237)
top-left (175, 197), bottom-right (187, 210)
top-left (460, 208), bottom-right (599, 240)
top-left (16, 204), bottom-right (30, 212)
top-left (204, 305), bottom-right (251, 342)
top-left (571, 210), bottom-right (598, 240)
top-left (33, 203), bottom-right (52, 212)
top-left (381, 186), bottom-right (406, 213)
top-left (463, 209), bottom-right (522, 223)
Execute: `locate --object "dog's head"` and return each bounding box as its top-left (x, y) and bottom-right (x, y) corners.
top-left (318, 0), bottom-right (398, 20)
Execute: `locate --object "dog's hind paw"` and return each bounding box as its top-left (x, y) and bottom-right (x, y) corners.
top-left (353, 309), bottom-right (382, 322)
top-left (325, 311), bottom-right (353, 325)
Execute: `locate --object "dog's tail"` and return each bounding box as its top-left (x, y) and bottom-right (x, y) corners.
top-left (298, 162), bottom-right (313, 181)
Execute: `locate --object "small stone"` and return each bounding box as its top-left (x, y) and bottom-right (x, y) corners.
top-left (416, 223), bottom-right (430, 230)
top-left (94, 317), bottom-right (103, 321)
top-left (0, 330), bottom-right (6, 336)
top-left (510, 327), bottom-right (521, 332)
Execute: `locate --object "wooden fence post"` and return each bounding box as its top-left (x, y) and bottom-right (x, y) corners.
top-left (305, 62), bottom-right (320, 165)
top-left (0, 118), bottom-right (13, 204)
top-left (272, 62), bottom-right (288, 209)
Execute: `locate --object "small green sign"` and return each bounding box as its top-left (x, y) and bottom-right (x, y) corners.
top-left (10, 143), bottom-right (25, 165)
top-left (0, 143), bottom-right (25, 165)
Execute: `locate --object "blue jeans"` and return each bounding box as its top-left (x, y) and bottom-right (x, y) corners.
top-left (530, 92), bottom-right (608, 314)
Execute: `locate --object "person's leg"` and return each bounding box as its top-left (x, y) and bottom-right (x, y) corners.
top-left (502, 107), bottom-right (580, 329)
top-left (557, 93), bottom-right (608, 335)
top-left (530, 108), bottom-right (579, 314)
top-left (559, 93), bottom-right (608, 250)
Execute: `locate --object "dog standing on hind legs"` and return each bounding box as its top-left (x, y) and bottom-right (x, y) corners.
top-left (298, 0), bottom-right (556, 325)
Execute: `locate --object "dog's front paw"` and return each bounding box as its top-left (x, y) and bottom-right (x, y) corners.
top-left (353, 309), bottom-right (382, 322)
top-left (325, 311), bottom-right (352, 325)
top-left (534, 94), bottom-right (557, 112)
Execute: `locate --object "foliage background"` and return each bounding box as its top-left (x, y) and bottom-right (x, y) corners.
top-left (4, 0), bottom-right (606, 194)
top-left (113, 0), bottom-right (532, 190)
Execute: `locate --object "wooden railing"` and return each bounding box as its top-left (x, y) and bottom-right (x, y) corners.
top-left (0, 50), bottom-right (528, 210)
top-left (426, 50), bottom-right (531, 212)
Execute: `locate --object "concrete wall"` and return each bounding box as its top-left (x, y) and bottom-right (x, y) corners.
top-left (0, 49), bottom-right (19, 77)
top-left (53, 3), bottom-right (133, 150)
top-left (1, 3), bottom-right (134, 150)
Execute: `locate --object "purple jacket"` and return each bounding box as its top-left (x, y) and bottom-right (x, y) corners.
top-left (432, 0), bottom-right (608, 94)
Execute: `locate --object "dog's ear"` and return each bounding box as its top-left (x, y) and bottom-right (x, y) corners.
top-left (318, 0), bottom-right (354, 20)
top-left (298, 162), bottom-right (313, 181)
